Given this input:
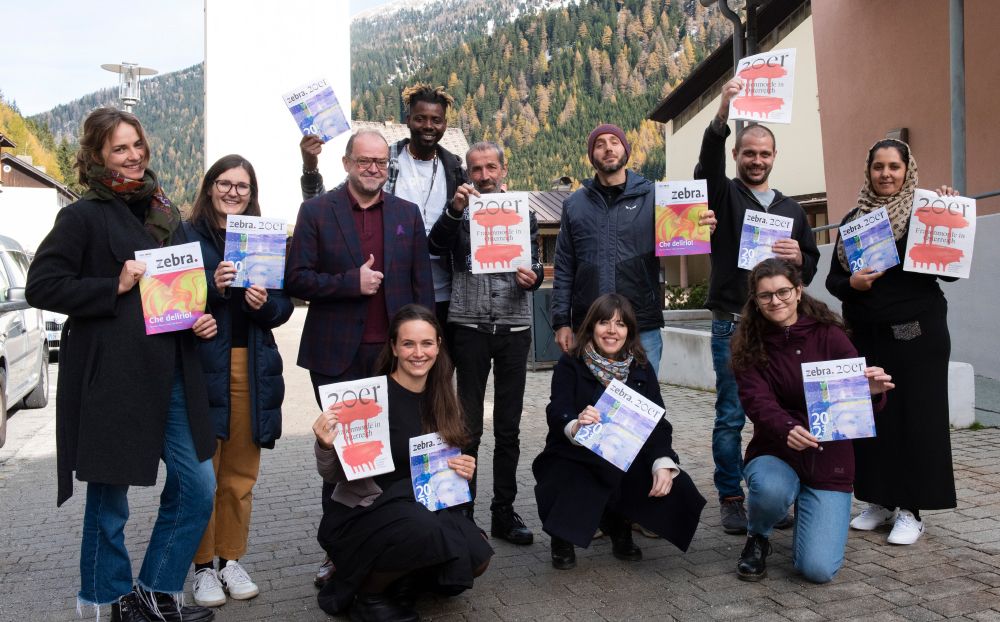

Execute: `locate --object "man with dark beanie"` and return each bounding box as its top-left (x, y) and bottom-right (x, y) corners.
top-left (552, 124), bottom-right (679, 373)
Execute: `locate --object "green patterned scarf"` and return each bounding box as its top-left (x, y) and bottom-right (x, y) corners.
top-left (83, 164), bottom-right (179, 246)
top-left (583, 342), bottom-right (634, 387)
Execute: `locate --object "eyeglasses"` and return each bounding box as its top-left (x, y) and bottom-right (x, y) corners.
top-left (214, 180), bottom-right (252, 196)
top-left (755, 287), bottom-right (796, 304)
top-left (348, 156), bottom-right (390, 171)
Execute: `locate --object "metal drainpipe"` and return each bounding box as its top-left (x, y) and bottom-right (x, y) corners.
top-left (950, 0), bottom-right (966, 193)
top-left (716, 0), bottom-right (746, 133)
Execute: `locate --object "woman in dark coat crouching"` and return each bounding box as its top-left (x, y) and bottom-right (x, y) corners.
top-left (533, 293), bottom-right (706, 570)
top-left (25, 107), bottom-right (217, 621)
top-left (183, 155), bottom-right (294, 607)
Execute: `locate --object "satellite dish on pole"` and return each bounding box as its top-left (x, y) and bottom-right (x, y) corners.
top-left (101, 62), bottom-right (159, 112)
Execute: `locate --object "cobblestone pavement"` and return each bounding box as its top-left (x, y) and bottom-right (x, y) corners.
top-left (2, 309), bottom-right (1000, 621)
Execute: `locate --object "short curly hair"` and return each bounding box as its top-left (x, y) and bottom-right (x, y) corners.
top-left (402, 83), bottom-right (454, 114)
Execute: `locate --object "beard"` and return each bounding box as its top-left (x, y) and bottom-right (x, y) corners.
top-left (738, 163), bottom-right (772, 186)
top-left (595, 156), bottom-right (625, 175)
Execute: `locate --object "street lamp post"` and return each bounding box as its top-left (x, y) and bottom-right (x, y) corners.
top-left (100, 62), bottom-right (159, 112)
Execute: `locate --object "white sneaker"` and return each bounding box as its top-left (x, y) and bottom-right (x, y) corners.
top-left (850, 504), bottom-right (896, 531)
top-left (220, 560), bottom-right (260, 600)
top-left (887, 510), bottom-right (924, 545)
top-left (192, 568), bottom-right (226, 607)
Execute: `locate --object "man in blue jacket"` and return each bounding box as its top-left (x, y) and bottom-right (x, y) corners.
top-left (552, 124), bottom-right (669, 372)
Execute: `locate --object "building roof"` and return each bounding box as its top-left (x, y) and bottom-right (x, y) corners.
top-left (525, 190), bottom-right (570, 226)
top-left (353, 120), bottom-right (471, 159)
top-left (647, 0), bottom-right (806, 124)
top-left (0, 134), bottom-right (16, 149)
top-left (0, 153), bottom-right (79, 202)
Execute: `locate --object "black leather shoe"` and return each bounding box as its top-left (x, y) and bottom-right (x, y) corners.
top-left (386, 573), bottom-right (420, 609)
top-left (736, 533), bottom-right (771, 581)
top-left (550, 537), bottom-right (577, 570)
top-left (491, 506), bottom-right (534, 545)
top-left (315, 556), bottom-right (335, 587)
top-left (111, 591), bottom-right (150, 622)
top-left (133, 587), bottom-right (214, 622)
top-left (350, 592), bottom-right (420, 622)
top-left (601, 511), bottom-right (642, 561)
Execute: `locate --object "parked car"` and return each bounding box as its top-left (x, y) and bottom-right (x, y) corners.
top-left (43, 310), bottom-right (66, 360)
top-left (0, 234), bottom-right (49, 448)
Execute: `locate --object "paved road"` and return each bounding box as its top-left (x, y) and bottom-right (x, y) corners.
top-left (2, 308), bottom-right (999, 621)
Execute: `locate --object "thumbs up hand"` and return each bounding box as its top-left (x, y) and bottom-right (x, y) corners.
top-left (360, 254), bottom-right (384, 295)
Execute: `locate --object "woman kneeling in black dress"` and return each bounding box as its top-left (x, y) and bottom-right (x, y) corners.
top-left (533, 294), bottom-right (706, 569)
top-left (312, 305), bottom-right (492, 621)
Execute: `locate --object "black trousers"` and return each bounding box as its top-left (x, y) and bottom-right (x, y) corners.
top-left (450, 324), bottom-right (532, 511)
top-left (310, 343), bottom-right (384, 516)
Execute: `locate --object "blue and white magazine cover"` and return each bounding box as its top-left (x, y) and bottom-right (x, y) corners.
top-left (802, 357), bottom-right (876, 442)
top-left (736, 211), bottom-right (794, 270)
top-left (409, 432), bottom-right (471, 511)
top-left (223, 215), bottom-right (287, 289)
top-left (839, 207), bottom-right (900, 273)
top-left (573, 379), bottom-right (664, 472)
top-left (282, 78), bottom-right (351, 143)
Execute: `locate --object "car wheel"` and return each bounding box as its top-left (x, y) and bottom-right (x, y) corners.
top-left (23, 352), bottom-right (49, 409)
top-left (0, 368), bottom-right (7, 449)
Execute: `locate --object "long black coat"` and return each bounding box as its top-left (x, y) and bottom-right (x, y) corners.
top-left (184, 220), bottom-right (293, 448)
top-left (532, 354), bottom-right (706, 550)
top-left (26, 198), bottom-right (215, 506)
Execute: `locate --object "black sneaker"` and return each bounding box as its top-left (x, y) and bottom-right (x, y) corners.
top-left (720, 497), bottom-right (748, 534)
top-left (490, 506), bottom-right (534, 545)
top-left (111, 591), bottom-right (150, 622)
top-left (550, 537), bottom-right (576, 570)
top-left (133, 587), bottom-right (214, 622)
top-left (736, 533), bottom-right (771, 582)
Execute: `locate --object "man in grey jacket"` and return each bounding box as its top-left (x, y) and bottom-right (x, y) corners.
top-left (428, 142), bottom-right (543, 545)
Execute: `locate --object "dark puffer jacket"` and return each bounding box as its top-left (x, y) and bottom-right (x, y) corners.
top-left (184, 220), bottom-right (294, 448)
top-left (551, 171), bottom-right (663, 331)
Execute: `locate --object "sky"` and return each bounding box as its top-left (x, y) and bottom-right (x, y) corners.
top-left (0, 0), bottom-right (396, 116)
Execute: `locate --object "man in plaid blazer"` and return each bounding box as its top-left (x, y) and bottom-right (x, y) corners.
top-left (287, 128), bottom-right (434, 389)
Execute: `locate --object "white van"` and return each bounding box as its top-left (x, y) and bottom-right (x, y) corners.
top-left (0, 234), bottom-right (48, 448)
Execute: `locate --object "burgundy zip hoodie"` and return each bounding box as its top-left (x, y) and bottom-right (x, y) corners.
top-left (735, 316), bottom-right (881, 492)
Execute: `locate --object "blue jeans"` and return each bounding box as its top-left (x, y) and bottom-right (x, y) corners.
top-left (639, 329), bottom-right (663, 379)
top-left (79, 373), bottom-right (216, 605)
top-left (745, 456), bottom-right (852, 584)
top-left (711, 319), bottom-right (746, 500)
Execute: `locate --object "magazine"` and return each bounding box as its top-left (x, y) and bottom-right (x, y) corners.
top-left (839, 207), bottom-right (900, 274)
top-left (468, 191), bottom-right (532, 274)
top-left (409, 432), bottom-right (472, 511)
top-left (318, 376), bottom-right (394, 481)
top-left (282, 77), bottom-right (351, 143)
top-left (222, 214), bottom-right (288, 289)
top-left (736, 210), bottom-right (793, 270)
top-left (802, 357), bottom-right (876, 442)
top-left (903, 189), bottom-right (976, 279)
top-left (730, 48), bottom-right (796, 124)
top-left (136, 241), bottom-right (207, 335)
top-left (573, 379), bottom-right (665, 472)
top-left (655, 180), bottom-right (711, 257)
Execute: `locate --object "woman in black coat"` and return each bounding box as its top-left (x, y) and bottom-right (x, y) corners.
top-left (182, 155), bottom-right (294, 607)
top-left (826, 139), bottom-right (958, 545)
top-left (25, 107), bottom-right (217, 621)
top-left (533, 293), bottom-right (706, 570)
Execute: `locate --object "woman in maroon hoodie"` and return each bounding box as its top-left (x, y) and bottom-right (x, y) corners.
top-left (730, 259), bottom-right (894, 583)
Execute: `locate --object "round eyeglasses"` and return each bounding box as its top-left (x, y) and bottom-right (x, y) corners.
top-left (214, 180), bottom-right (252, 196)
